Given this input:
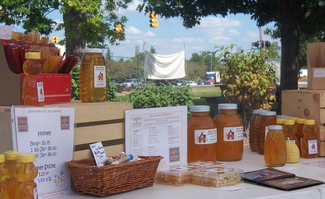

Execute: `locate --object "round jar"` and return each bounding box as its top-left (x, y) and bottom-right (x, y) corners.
top-left (188, 105), bottom-right (217, 162)
top-left (214, 103), bottom-right (243, 161)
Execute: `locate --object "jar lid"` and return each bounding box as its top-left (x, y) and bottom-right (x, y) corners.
top-left (304, 119), bottom-right (315, 125)
top-left (276, 115), bottom-right (291, 119)
top-left (268, 125), bottom-right (283, 130)
top-left (190, 105), bottom-right (210, 112)
top-left (25, 52), bottom-right (41, 59)
top-left (4, 151), bottom-right (21, 160)
top-left (0, 154), bottom-right (4, 163)
top-left (218, 103), bottom-right (237, 110)
top-left (284, 119), bottom-right (295, 125)
top-left (296, 118), bottom-right (305, 124)
top-left (276, 118), bottom-right (285, 124)
top-left (82, 48), bottom-right (104, 53)
top-left (16, 153), bottom-right (35, 163)
top-left (260, 111), bottom-right (276, 116)
top-left (253, 109), bottom-right (265, 114)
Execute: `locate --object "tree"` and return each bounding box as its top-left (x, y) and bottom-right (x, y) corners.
top-left (138, 0), bottom-right (325, 113)
top-left (0, 0), bottom-right (132, 56)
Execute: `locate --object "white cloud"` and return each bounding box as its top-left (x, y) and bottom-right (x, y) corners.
top-left (200, 17), bottom-right (242, 28)
top-left (227, 29), bottom-right (240, 36)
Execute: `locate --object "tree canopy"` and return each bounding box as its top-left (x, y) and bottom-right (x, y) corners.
top-left (0, 0), bottom-right (132, 56)
top-left (137, 1), bottom-right (325, 92)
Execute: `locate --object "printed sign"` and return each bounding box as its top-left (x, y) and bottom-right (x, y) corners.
top-left (0, 25), bottom-right (13, 39)
top-left (12, 107), bottom-right (75, 199)
top-left (125, 106), bottom-right (188, 167)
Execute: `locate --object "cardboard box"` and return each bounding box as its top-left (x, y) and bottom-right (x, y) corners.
top-left (282, 89), bottom-right (325, 156)
top-left (0, 101), bottom-right (133, 160)
top-left (0, 40), bottom-right (71, 106)
top-left (307, 43), bottom-right (325, 89)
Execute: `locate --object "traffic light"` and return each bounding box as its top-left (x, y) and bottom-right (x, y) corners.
top-left (265, 41), bottom-right (271, 48)
top-left (114, 23), bottom-right (122, 33)
top-left (252, 41), bottom-right (259, 48)
top-left (149, 13), bottom-right (158, 28)
top-left (52, 36), bottom-right (59, 44)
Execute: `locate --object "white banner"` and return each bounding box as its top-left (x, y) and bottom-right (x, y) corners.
top-left (144, 50), bottom-right (186, 79)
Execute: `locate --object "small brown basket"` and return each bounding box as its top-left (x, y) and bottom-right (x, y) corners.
top-left (65, 156), bottom-right (163, 196)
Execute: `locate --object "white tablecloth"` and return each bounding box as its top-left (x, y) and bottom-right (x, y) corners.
top-left (72, 150), bottom-right (325, 199)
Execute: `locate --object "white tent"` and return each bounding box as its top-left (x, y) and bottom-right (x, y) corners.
top-left (144, 50), bottom-right (185, 79)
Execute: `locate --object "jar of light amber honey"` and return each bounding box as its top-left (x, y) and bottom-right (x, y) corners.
top-left (214, 103), bottom-right (243, 161)
top-left (188, 105), bottom-right (217, 162)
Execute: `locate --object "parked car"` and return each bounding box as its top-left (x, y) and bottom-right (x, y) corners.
top-left (187, 81), bottom-right (198, 86)
top-left (121, 78), bottom-right (142, 87)
top-left (197, 79), bottom-right (211, 85)
top-left (177, 80), bottom-right (187, 86)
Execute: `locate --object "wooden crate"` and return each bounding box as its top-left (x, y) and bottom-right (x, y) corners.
top-left (0, 101), bottom-right (133, 160)
top-left (282, 89), bottom-right (325, 156)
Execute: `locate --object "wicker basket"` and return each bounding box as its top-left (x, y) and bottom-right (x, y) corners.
top-left (65, 156), bottom-right (163, 196)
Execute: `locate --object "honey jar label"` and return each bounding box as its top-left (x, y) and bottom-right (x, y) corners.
top-left (223, 126), bottom-right (243, 141)
top-left (194, 128), bottom-right (217, 144)
top-left (308, 140), bottom-right (318, 154)
top-left (94, 65), bottom-right (106, 88)
top-left (37, 82), bottom-right (45, 102)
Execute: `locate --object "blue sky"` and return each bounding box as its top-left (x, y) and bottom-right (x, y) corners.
top-left (11, 0), bottom-right (279, 59)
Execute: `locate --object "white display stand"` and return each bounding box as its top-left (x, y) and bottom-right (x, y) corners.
top-left (73, 150), bottom-right (325, 199)
top-left (11, 106), bottom-right (75, 199)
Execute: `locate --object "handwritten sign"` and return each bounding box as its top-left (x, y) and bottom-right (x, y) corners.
top-left (11, 106), bottom-right (75, 199)
top-left (0, 25), bottom-right (13, 39)
top-left (89, 142), bottom-right (107, 166)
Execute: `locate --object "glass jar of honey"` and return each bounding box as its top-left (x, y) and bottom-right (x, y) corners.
top-left (264, 125), bottom-right (286, 167)
top-left (188, 105), bottom-right (217, 162)
top-left (79, 48), bottom-right (108, 102)
top-left (249, 109), bottom-right (263, 152)
top-left (256, 111), bottom-right (277, 155)
top-left (301, 119), bottom-right (318, 158)
top-left (214, 103), bottom-right (243, 161)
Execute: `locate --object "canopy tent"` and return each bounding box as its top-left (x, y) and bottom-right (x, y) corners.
top-left (144, 50), bottom-right (185, 79)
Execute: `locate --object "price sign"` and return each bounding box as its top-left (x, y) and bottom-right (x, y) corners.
top-left (12, 106), bottom-right (75, 199)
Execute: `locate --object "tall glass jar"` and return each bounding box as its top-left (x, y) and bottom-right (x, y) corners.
top-left (79, 48), bottom-right (108, 102)
top-left (264, 125), bottom-right (286, 167)
top-left (256, 111), bottom-right (277, 155)
top-left (249, 109), bottom-right (263, 152)
top-left (188, 105), bottom-right (217, 162)
top-left (214, 103), bottom-right (243, 161)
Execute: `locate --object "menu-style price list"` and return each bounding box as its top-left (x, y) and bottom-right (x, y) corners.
top-left (12, 107), bottom-right (75, 199)
top-left (125, 106), bottom-right (188, 167)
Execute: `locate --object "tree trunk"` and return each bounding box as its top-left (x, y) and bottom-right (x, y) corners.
top-left (277, 22), bottom-right (299, 114)
top-left (63, 8), bottom-right (85, 58)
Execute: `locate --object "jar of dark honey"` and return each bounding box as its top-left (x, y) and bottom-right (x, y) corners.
top-left (188, 105), bottom-right (217, 162)
top-left (214, 103), bottom-right (243, 161)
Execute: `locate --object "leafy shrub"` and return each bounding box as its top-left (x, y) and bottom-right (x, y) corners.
top-left (129, 84), bottom-right (195, 112)
top-left (216, 45), bottom-right (276, 129)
